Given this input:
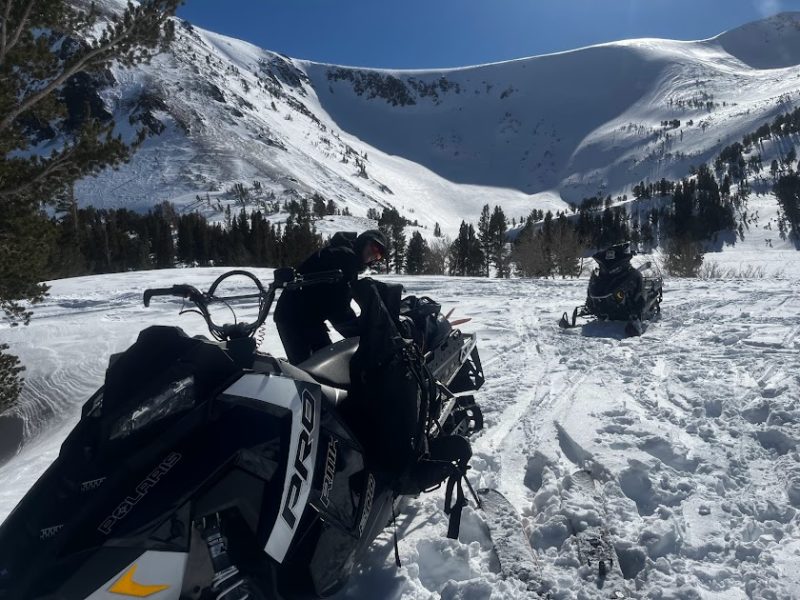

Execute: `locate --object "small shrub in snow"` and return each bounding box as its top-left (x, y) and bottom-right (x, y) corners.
top-left (663, 237), bottom-right (704, 277)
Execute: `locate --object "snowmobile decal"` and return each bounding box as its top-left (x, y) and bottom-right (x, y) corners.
top-left (222, 373), bottom-right (322, 563)
top-left (320, 437), bottom-right (338, 508)
top-left (39, 524), bottom-right (64, 540)
top-left (98, 452), bottom-right (182, 535)
top-left (358, 474), bottom-right (375, 536)
top-left (84, 551), bottom-right (187, 600)
top-left (280, 388), bottom-right (317, 529)
top-left (107, 564), bottom-right (169, 597)
top-left (81, 477), bottom-right (107, 492)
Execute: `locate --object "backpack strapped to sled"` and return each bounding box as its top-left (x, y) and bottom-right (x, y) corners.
top-left (348, 279), bottom-right (479, 537)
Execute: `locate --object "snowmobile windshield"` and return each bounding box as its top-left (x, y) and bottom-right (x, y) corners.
top-left (592, 247), bottom-right (633, 275)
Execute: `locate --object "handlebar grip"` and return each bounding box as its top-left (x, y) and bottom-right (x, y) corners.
top-left (143, 285), bottom-right (200, 307)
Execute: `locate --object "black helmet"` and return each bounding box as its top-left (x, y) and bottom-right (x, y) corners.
top-left (356, 229), bottom-right (388, 254)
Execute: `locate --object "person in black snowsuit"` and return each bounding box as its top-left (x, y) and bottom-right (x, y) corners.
top-left (589, 242), bottom-right (645, 318)
top-left (274, 229), bottom-right (388, 364)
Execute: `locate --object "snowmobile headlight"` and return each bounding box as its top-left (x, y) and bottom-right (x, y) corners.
top-left (614, 290), bottom-right (625, 302)
top-left (110, 376), bottom-right (195, 440)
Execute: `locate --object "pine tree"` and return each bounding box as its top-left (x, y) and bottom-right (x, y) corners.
top-left (177, 216), bottom-right (196, 264)
top-left (448, 222), bottom-right (483, 276)
top-left (0, 0), bottom-right (180, 406)
top-left (1, 0), bottom-right (179, 204)
top-left (448, 222), bottom-right (469, 276)
top-left (378, 207), bottom-right (406, 273)
top-left (433, 222), bottom-right (442, 237)
top-left (488, 205), bottom-right (509, 277)
top-left (312, 193), bottom-right (327, 218)
top-left (477, 204), bottom-right (492, 276)
top-left (774, 173), bottom-right (800, 240)
top-left (152, 213), bottom-right (175, 269)
top-left (551, 214), bottom-right (583, 278)
top-left (405, 231), bottom-right (429, 275)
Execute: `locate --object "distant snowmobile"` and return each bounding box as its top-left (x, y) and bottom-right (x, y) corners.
top-left (0, 268), bottom-right (484, 600)
top-left (559, 242), bottom-right (663, 336)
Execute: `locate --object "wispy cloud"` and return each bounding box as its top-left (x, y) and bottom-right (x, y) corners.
top-left (754, 0), bottom-right (783, 17)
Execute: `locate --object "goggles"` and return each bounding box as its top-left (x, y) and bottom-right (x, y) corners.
top-left (368, 241), bottom-right (385, 263)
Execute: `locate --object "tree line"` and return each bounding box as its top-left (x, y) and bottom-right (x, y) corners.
top-left (45, 202), bottom-right (326, 280)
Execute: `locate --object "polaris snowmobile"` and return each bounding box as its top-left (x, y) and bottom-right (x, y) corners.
top-left (559, 242), bottom-right (663, 337)
top-left (0, 268), bottom-right (484, 600)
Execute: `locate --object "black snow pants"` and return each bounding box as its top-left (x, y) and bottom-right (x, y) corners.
top-left (276, 319), bottom-right (332, 365)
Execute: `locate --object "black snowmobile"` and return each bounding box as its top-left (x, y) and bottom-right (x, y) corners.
top-left (559, 242), bottom-right (663, 336)
top-left (0, 268), bottom-right (484, 600)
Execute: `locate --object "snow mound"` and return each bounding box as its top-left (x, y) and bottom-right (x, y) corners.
top-left (715, 12), bottom-right (800, 69)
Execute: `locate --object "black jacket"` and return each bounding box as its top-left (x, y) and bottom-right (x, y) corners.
top-left (273, 233), bottom-right (364, 332)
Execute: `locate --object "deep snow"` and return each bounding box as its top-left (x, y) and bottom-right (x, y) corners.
top-left (1, 268), bottom-right (798, 599)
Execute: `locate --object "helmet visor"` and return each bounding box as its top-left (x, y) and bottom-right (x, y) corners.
top-left (369, 242), bottom-right (384, 262)
top-left (365, 240), bottom-right (385, 265)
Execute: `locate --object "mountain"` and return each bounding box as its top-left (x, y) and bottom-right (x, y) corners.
top-left (70, 10), bottom-right (800, 236)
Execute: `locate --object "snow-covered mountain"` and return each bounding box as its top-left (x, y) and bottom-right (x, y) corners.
top-left (74, 11), bottom-right (800, 237)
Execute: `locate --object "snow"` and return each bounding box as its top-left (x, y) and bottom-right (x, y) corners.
top-left (716, 12), bottom-right (800, 70)
top-left (2, 268), bottom-right (799, 598)
top-left (70, 11), bottom-right (800, 241)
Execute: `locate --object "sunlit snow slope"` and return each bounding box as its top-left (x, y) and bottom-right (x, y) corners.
top-left (1, 269), bottom-right (798, 599)
top-left (73, 11), bottom-right (800, 235)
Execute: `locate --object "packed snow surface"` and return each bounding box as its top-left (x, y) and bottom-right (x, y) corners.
top-left (2, 268), bottom-right (799, 598)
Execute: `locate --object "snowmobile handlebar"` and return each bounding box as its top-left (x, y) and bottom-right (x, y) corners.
top-left (143, 268), bottom-right (343, 342)
top-left (143, 284), bottom-right (205, 308)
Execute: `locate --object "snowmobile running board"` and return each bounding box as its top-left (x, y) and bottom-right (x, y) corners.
top-left (559, 306), bottom-right (650, 338)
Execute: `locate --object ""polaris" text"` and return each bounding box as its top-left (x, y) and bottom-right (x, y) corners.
top-left (98, 452), bottom-right (181, 534)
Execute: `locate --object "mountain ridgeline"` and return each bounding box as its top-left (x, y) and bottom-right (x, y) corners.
top-left (57, 7), bottom-right (800, 268)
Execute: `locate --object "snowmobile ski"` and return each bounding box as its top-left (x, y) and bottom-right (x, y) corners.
top-left (564, 470), bottom-right (631, 598)
top-left (476, 488), bottom-right (539, 585)
top-left (624, 318), bottom-right (644, 338)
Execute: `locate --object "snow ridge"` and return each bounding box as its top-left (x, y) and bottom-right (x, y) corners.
top-left (70, 13), bottom-right (800, 241)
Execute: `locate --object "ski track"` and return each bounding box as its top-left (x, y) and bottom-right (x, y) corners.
top-left (1, 271), bottom-right (799, 599)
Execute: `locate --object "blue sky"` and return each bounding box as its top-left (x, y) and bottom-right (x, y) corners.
top-left (178, 1), bottom-right (800, 69)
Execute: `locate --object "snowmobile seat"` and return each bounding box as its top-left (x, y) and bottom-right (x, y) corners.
top-left (267, 355), bottom-right (350, 409)
top-left (297, 337), bottom-right (359, 390)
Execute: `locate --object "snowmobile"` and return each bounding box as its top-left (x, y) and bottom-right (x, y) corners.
top-left (559, 242), bottom-right (663, 336)
top-left (0, 268), bottom-right (485, 600)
